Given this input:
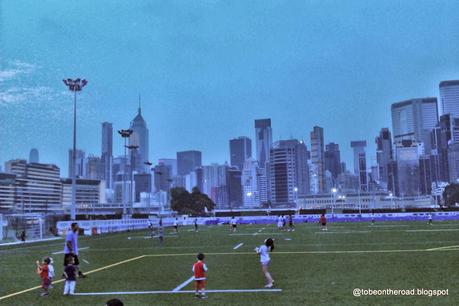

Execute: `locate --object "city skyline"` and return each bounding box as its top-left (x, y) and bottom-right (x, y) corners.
top-left (1, 1), bottom-right (459, 173)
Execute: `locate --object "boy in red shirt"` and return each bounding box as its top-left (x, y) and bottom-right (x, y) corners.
top-left (319, 214), bottom-right (327, 231)
top-left (192, 253), bottom-right (208, 299)
top-left (36, 257), bottom-right (51, 297)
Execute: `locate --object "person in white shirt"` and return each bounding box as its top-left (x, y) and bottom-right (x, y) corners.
top-left (48, 257), bottom-right (55, 288)
top-left (277, 216), bottom-right (283, 231)
top-left (230, 217), bottom-right (237, 232)
top-left (173, 218), bottom-right (179, 233)
top-left (255, 238), bottom-right (275, 288)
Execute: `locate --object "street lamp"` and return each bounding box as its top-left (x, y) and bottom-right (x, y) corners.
top-left (144, 162), bottom-right (153, 211)
top-left (125, 144), bottom-right (139, 215)
top-left (63, 78), bottom-right (88, 220)
top-left (331, 188), bottom-right (337, 217)
top-left (118, 129), bottom-right (133, 217)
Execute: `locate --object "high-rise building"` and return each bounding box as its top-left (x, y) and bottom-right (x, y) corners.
top-left (351, 141), bottom-right (367, 191)
top-left (62, 178), bottom-right (105, 210)
top-left (129, 106), bottom-right (149, 173)
top-left (177, 151), bottom-right (202, 176)
top-left (254, 119), bottom-right (272, 167)
top-left (269, 140), bottom-right (309, 205)
top-left (419, 155), bottom-right (433, 195)
top-left (157, 158), bottom-right (177, 177)
top-left (153, 162), bottom-right (171, 192)
top-left (375, 128), bottom-right (393, 185)
top-left (101, 122), bottom-right (113, 188)
top-left (241, 158), bottom-right (266, 208)
top-left (447, 143), bottom-right (459, 183)
top-left (68, 149), bottom-right (85, 178)
top-left (84, 156), bottom-right (104, 180)
top-left (226, 167), bottom-right (243, 209)
top-left (29, 148), bottom-right (39, 163)
top-left (440, 80), bottom-right (459, 117)
top-left (229, 136), bottom-right (252, 171)
top-left (310, 126), bottom-right (325, 193)
top-left (201, 163), bottom-right (228, 196)
top-left (133, 173), bottom-right (152, 202)
top-left (324, 143), bottom-right (341, 181)
top-left (391, 98), bottom-right (438, 153)
top-left (394, 140), bottom-right (423, 196)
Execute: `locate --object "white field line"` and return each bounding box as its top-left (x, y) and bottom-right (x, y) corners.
top-left (52, 246), bottom-right (89, 255)
top-left (230, 233), bottom-right (283, 236)
top-left (233, 243), bottom-right (244, 250)
top-left (426, 245), bottom-right (459, 251)
top-left (172, 276), bottom-right (195, 292)
top-left (82, 259), bottom-right (90, 264)
top-left (75, 289), bottom-right (283, 296)
top-left (315, 231), bottom-right (371, 234)
top-left (369, 225), bottom-right (409, 228)
top-left (406, 229), bottom-right (459, 233)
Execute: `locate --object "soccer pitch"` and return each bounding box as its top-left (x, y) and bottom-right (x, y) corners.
top-left (1, 221), bottom-right (458, 306)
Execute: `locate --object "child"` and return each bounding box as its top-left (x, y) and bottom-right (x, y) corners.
top-left (158, 226), bottom-right (164, 244)
top-left (428, 213), bottom-right (433, 225)
top-left (230, 217), bottom-right (237, 232)
top-left (255, 238), bottom-right (275, 288)
top-left (192, 253), bottom-right (208, 299)
top-left (194, 219), bottom-right (198, 232)
top-left (277, 215), bottom-right (283, 231)
top-left (36, 257), bottom-right (51, 296)
top-left (288, 215), bottom-right (295, 232)
top-left (48, 257), bottom-right (55, 289)
top-left (173, 218), bottom-right (179, 233)
top-left (319, 214), bottom-right (327, 231)
top-left (63, 256), bottom-right (77, 295)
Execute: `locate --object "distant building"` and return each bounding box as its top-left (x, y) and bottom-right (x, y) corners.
top-left (157, 158), bottom-right (177, 177)
top-left (101, 122), bottom-right (113, 188)
top-left (177, 150), bottom-right (202, 176)
top-left (350, 141), bottom-right (367, 191)
top-left (431, 114), bottom-right (459, 183)
top-left (310, 126), bottom-right (325, 193)
top-left (447, 143), bottom-right (459, 183)
top-left (84, 156), bottom-right (104, 180)
top-left (375, 128), bottom-right (393, 185)
top-left (394, 140), bottom-right (423, 197)
top-left (0, 173), bottom-right (17, 211)
top-left (440, 80), bottom-right (459, 117)
top-left (241, 158), bottom-right (268, 208)
top-left (68, 149), bottom-right (85, 178)
top-left (391, 98), bottom-right (438, 153)
top-left (229, 136), bottom-right (252, 171)
top-left (29, 148), bottom-right (39, 163)
top-left (129, 106), bottom-right (149, 173)
top-left (254, 119), bottom-right (272, 167)
top-left (153, 163), bottom-right (171, 192)
top-left (324, 142), bottom-right (341, 182)
top-left (419, 155), bottom-right (433, 195)
top-left (226, 167), bottom-right (243, 209)
top-left (133, 173), bottom-right (152, 202)
top-left (62, 178), bottom-right (105, 211)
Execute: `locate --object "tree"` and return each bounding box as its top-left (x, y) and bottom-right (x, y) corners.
top-left (442, 183), bottom-right (459, 207)
top-left (170, 187), bottom-right (216, 215)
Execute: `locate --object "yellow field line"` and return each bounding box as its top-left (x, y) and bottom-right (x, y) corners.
top-left (0, 255), bottom-right (146, 301)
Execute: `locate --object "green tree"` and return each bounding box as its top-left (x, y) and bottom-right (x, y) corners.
top-left (442, 183), bottom-right (459, 207)
top-left (170, 187), bottom-right (216, 215)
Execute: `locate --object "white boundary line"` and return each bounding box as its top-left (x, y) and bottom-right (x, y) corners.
top-left (75, 289), bottom-right (283, 296)
top-left (82, 259), bottom-right (90, 264)
top-left (172, 276), bottom-right (195, 292)
top-left (406, 229), bottom-right (459, 233)
top-left (426, 245), bottom-right (459, 251)
top-left (52, 246), bottom-right (89, 255)
top-left (233, 243), bottom-right (244, 250)
top-left (315, 231), bottom-right (371, 234)
top-left (230, 233), bottom-right (283, 236)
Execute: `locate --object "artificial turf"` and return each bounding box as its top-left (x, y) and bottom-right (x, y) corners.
top-left (1, 221), bottom-right (458, 305)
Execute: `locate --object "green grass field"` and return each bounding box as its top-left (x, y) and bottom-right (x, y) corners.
top-left (1, 221), bottom-right (458, 306)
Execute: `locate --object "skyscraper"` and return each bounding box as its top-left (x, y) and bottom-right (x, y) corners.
top-left (68, 149), bottom-right (85, 178)
top-left (101, 122), bottom-right (113, 188)
top-left (269, 140), bottom-right (309, 205)
top-left (324, 143), bottom-right (341, 181)
top-left (129, 106), bottom-right (149, 173)
top-left (241, 158), bottom-right (268, 208)
top-left (157, 158), bottom-right (177, 177)
top-left (375, 128), bottom-right (393, 185)
top-left (177, 151), bottom-right (202, 176)
top-left (310, 126), bottom-right (325, 193)
top-left (254, 119), bottom-right (272, 167)
top-left (29, 148), bottom-right (39, 163)
top-left (229, 136), bottom-right (252, 171)
top-left (226, 167), bottom-right (243, 209)
top-left (394, 140), bottom-right (423, 196)
top-left (440, 80), bottom-right (459, 117)
top-left (391, 98), bottom-right (438, 153)
top-left (351, 141), bottom-right (367, 191)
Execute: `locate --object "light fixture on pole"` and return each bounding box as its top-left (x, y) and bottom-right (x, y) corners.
top-left (63, 78), bottom-right (88, 220)
top-left (118, 129), bottom-right (133, 216)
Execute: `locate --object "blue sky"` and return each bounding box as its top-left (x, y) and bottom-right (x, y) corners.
top-left (1, 0), bottom-right (459, 175)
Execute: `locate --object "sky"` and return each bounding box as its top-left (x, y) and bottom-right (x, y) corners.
top-left (1, 0), bottom-right (459, 176)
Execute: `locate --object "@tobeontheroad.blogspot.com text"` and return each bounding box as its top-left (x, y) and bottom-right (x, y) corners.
top-left (353, 288), bottom-right (449, 297)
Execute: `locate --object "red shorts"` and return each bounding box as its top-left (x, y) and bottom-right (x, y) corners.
top-left (195, 280), bottom-right (206, 290)
top-left (41, 278), bottom-right (50, 289)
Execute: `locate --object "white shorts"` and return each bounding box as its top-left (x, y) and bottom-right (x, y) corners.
top-left (261, 260), bottom-right (270, 266)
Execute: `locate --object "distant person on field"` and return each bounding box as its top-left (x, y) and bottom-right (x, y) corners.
top-left (230, 216), bottom-right (237, 232)
top-left (36, 257), bottom-right (51, 296)
top-left (255, 238), bottom-right (275, 288)
top-left (106, 298), bottom-right (124, 306)
top-left (158, 226), bottom-right (164, 244)
top-left (371, 212), bottom-right (375, 225)
top-left (428, 213), bottom-right (433, 225)
top-left (319, 214), bottom-right (327, 231)
top-left (48, 257), bottom-right (55, 289)
top-left (192, 253), bottom-right (208, 299)
top-left (194, 218), bottom-right (198, 232)
top-left (288, 215), bottom-right (295, 231)
top-left (63, 256), bottom-right (77, 295)
top-left (277, 215), bottom-right (283, 231)
top-left (173, 218), bottom-right (179, 233)
top-left (64, 222), bottom-right (86, 278)
top-left (20, 230), bottom-right (26, 243)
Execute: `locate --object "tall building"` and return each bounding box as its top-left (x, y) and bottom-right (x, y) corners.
top-left (153, 162), bottom-right (172, 192)
top-left (68, 149), bottom-right (85, 178)
top-left (101, 122), bottom-right (113, 188)
top-left (419, 155), bottom-right (433, 195)
top-left (29, 148), bottom-right (39, 163)
top-left (269, 140), bottom-right (309, 205)
top-left (375, 128), bottom-right (393, 185)
top-left (254, 119), bottom-right (272, 167)
top-left (129, 106), bottom-right (149, 173)
top-left (201, 163), bottom-right (228, 196)
top-left (157, 158), bottom-right (177, 177)
top-left (391, 98), bottom-right (438, 153)
top-left (440, 80), bottom-right (459, 117)
top-left (84, 156), bottom-right (104, 180)
top-left (394, 140), bottom-right (423, 197)
top-left (62, 178), bottom-right (105, 210)
top-left (310, 126), bottom-right (325, 193)
top-left (447, 143), bottom-right (459, 183)
top-left (229, 136), bottom-right (252, 171)
top-left (177, 151), bottom-right (202, 176)
top-left (226, 167), bottom-right (243, 209)
top-left (351, 141), bottom-right (367, 191)
top-left (241, 158), bottom-right (268, 208)
top-left (324, 143), bottom-right (341, 181)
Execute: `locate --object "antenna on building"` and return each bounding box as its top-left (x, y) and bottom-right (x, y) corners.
top-left (138, 93), bottom-right (141, 114)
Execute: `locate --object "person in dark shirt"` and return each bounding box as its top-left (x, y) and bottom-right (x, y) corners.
top-left (63, 257), bottom-right (77, 295)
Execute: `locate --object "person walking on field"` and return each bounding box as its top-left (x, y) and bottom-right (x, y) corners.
top-left (63, 223), bottom-right (86, 278)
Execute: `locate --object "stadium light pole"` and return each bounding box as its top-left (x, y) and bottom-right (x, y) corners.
top-left (118, 129), bottom-right (133, 217)
top-left (63, 78), bottom-right (88, 220)
top-left (125, 144), bottom-right (139, 216)
top-left (144, 161), bottom-right (153, 211)
top-left (331, 188), bottom-right (337, 217)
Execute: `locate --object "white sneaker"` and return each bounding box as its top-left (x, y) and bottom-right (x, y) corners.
top-left (265, 283), bottom-right (273, 288)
